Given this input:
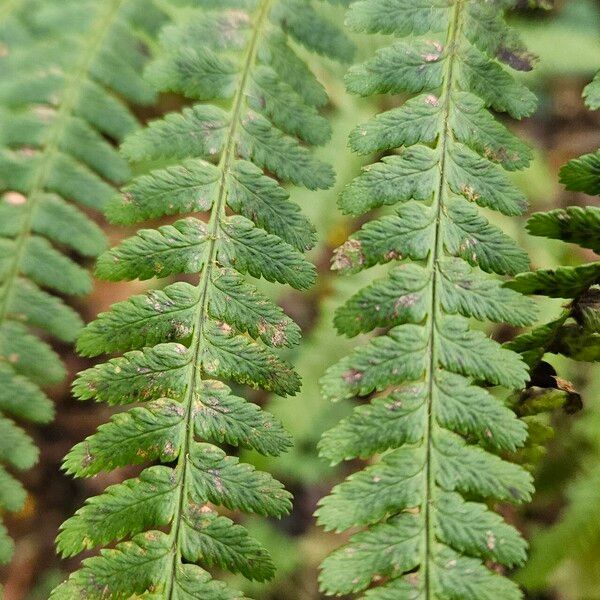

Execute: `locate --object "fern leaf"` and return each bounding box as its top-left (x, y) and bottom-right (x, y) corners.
top-left (506, 73), bottom-right (600, 403)
top-left (584, 69), bottom-right (600, 110)
top-left (559, 148), bottom-right (600, 196)
top-left (55, 1), bottom-right (347, 596)
top-left (317, 1), bottom-right (537, 597)
top-left (0, 0), bottom-right (157, 564)
top-left (526, 206), bottom-right (600, 253)
top-left (507, 262), bottom-right (600, 298)
top-left (507, 72), bottom-right (600, 591)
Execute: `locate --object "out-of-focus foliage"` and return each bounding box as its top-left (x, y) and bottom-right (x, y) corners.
top-left (0, 0), bottom-right (159, 569)
top-left (513, 71), bottom-right (600, 598)
top-left (516, 0), bottom-right (600, 79)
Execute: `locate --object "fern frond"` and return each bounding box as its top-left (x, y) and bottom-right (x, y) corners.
top-left (559, 151), bottom-right (600, 196)
top-left (514, 72), bottom-right (600, 590)
top-left (506, 71), bottom-right (600, 398)
top-left (558, 69), bottom-right (600, 196)
top-left (584, 70), bottom-right (600, 110)
top-left (54, 1), bottom-right (348, 597)
top-left (0, 0), bottom-right (159, 564)
top-left (317, 1), bottom-right (538, 597)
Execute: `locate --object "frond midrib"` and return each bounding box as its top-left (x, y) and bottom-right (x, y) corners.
top-left (164, 0), bottom-right (273, 595)
top-left (422, 1), bottom-right (464, 595)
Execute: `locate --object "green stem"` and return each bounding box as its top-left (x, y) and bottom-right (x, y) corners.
top-left (164, 0), bottom-right (272, 595)
top-left (422, 1), bottom-right (464, 596)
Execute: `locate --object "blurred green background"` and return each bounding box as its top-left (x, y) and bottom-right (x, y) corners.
top-left (1, 0), bottom-right (599, 598)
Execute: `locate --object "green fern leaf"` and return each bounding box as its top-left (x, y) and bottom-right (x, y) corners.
top-left (317, 1), bottom-right (537, 597)
top-left (584, 69), bottom-right (600, 110)
top-left (506, 75), bottom-right (600, 406)
top-left (559, 68), bottom-right (600, 195)
top-left (506, 76), bottom-right (600, 573)
top-left (0, 0), bottom-right (158, 564)
top-left (559, 148), bottom-right (600, 196)
top-left (526, 206), bottom-right (600, 253)
top-left (55, 0), bottom-right (348, 596)
top-left (507, 263), bottom-right (600, 298)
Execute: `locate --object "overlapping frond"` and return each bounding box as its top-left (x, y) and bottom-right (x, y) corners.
top-left (0, 0), bottom-right (157, 564)
top-left (512, 69), bottom-right (600, 593)
top-left (317, 1), bottom-right (538, 597)
top-left (507, 69), bottom-right (600, 409)
top-left (584, 69), bottom-right (600, 110)
top-left (53, 1), bottom-right (348, 597)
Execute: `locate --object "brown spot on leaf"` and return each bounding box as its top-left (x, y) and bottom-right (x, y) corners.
top-left (4, 192), bottom-right (27, 205)
top-left (218, 322), bottom-right (232, 335)
top-left (82, 445), bottom-right (94, 467)
top-left (394, 293), bottom-right (419, 314)
top-left (271, 321), bottom-right (287, 347)
top-left (33, 105), bottom-right (56, 122)
top-left (484, 145), bottom-right (510, 164)
top-left (422, 40), bottom-right (443, 62)
top-left (342, 369), bottom-right (363, 384)
top-left (461, 185), bottom-right (480, 202)
top-left (332, 239), bottom-right (365, 272)
top-left (210, 468), bottom-right (225, 494)
top-left (19, 147), bottom-right (37, 157)
top-left (385, 249), bottom-right (402, 262)
top-left (163, 440), bottom-right (176, 457)
top-left (497, 44), bottom-right (536, 72)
